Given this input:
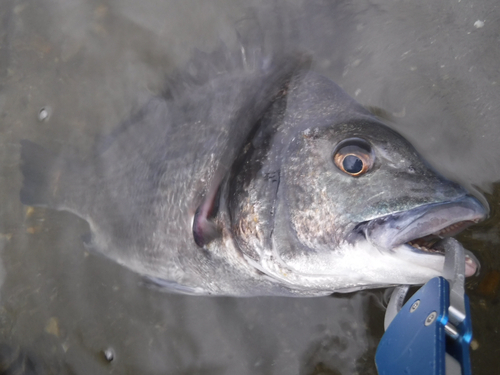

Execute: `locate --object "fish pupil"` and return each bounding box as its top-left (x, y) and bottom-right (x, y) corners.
top-left (343, 155), bottom-right (363, 174)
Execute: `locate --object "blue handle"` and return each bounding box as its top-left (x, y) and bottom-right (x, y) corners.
top-left (375, 277), bottom-right (472, 375)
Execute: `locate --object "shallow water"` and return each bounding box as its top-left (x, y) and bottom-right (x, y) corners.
top-left (0, 0), bottom-right (499, 374)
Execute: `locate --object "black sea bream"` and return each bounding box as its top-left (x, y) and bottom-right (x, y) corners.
top-left (20, 50), bottom-right (486, 296)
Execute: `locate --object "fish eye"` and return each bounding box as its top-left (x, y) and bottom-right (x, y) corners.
top-left (333, 139), bottom-right (374, 177)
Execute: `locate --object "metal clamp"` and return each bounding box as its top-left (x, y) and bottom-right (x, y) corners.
top-left (375, 238), bottom-right (473, 375)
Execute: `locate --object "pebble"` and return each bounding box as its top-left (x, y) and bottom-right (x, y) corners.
top-left (474, 20), bottom-right (485, 29)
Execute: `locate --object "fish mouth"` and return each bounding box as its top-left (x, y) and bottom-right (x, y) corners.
top-left (359, 195), bottom-right (487, 276)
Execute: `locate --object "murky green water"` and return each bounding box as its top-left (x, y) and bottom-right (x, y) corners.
top-left (0, 0), bottom-right (499, 374)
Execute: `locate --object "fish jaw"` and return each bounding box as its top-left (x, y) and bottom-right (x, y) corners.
top-left (362, 194), bottom-right (486, 276)
top-left (362, 195), bottom-right (485, 252)
top-left (251, 238), bottom-right (446, 294)
top-left (251, 194), bottom-right (486, 293)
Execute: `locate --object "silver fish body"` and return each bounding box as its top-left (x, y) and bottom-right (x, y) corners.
top-left (20, 52), bottom-right (486, 296)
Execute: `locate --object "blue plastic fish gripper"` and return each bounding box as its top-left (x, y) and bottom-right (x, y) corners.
top-left (375, 238), bottom-right (473, 375)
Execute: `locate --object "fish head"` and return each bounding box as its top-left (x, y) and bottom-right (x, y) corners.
top-left (273, 120), bottom-right (485, 292)
top-left (227, 77), bottom-right (486, 295)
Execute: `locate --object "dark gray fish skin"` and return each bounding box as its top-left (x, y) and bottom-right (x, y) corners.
top-left (20, 50), bottom-right (486, 296)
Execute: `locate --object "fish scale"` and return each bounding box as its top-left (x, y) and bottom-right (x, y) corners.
top-left (19, 47), bottom-right (486, 296)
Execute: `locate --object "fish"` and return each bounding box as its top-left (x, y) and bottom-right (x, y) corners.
top-left (19, 48), bottom-right (487, 296)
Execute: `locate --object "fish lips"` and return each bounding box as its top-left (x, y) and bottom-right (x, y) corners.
top-left (360, 195), bottom-right (486, 266)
